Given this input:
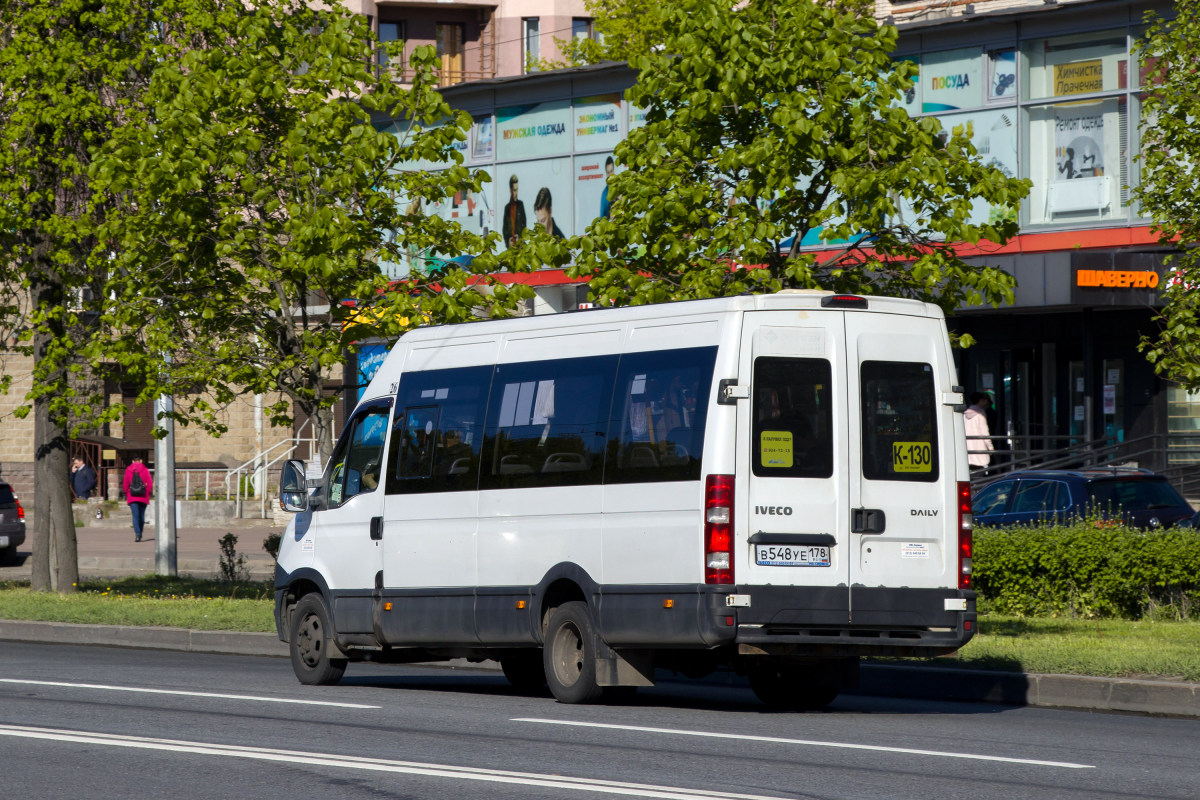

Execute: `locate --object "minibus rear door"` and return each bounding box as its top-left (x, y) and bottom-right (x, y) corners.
top-left (737, 314), bottom-right (852, 616)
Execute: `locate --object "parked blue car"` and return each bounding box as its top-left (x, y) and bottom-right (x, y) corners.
top-left (972, 468), bottom-right (1194, 529)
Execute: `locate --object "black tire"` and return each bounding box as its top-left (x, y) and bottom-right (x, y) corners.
top-left (748, 660), bottom-right (840, 711)
top-left (0, 545), bottom-right (15, 566)
top-left (543, 601), bottom-right (604, 704)
top-left (289, 593), bottom-right (347, 686)
top-left (501, 650), bottom-right (548, 692)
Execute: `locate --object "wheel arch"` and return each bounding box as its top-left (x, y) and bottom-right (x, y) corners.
top-left (533, 562), bottom-right (599, 643)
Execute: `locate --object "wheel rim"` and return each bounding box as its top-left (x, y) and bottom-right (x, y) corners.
top-left (551, 620), bottom-right (584, 687)
top-left (297, 612), bottom-right (323, 668)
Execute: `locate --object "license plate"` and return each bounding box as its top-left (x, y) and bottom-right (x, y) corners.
top-left (0, 536), bottom-right (8, 547)
top-left (754, 544), bottom-right (830, 567)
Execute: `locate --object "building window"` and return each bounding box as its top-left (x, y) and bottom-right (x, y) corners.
top-left (378, 21), bottom-right (403, 75)
top-left (436, 23), bottom-right (464, 84)
top-left (572, 18), bottom-right (594, 41)
top-left (523, 17), bottom-right (540, 72)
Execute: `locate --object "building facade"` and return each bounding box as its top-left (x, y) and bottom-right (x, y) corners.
top-left (344, 0), bottom-right (593, 85)
top-left (378, 0), bottom-right (1197, 485)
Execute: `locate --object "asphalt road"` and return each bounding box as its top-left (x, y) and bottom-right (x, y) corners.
top-left (2, 641), bottom-right (1197, 800)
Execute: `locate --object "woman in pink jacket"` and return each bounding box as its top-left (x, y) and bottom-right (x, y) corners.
top-left (122, 455), bottom-right (154, 542)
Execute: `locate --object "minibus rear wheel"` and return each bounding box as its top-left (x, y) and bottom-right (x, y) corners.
top-left (290, 593), bottom-right (348, 685)
top-left (544, 602), bottom-right (604, 704)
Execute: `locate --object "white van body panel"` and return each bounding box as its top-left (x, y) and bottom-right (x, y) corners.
top-left (275, 292), bottom-right (976, 666)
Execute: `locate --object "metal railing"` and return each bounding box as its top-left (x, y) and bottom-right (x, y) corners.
top-left (967, 432), bottom-right (1200, 498)
top-left (175, 419), bottom-right (319, 519)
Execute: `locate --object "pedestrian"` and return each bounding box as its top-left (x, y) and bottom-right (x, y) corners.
top-left (122, 455), bottom-right (153, 542)
top-left (70, 457), bottom-right (97, 499)
top-left (964, 392), bottom-right (994, 474)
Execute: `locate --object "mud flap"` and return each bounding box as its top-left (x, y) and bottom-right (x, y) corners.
top-left (594, 638), bottom-right (655, 687)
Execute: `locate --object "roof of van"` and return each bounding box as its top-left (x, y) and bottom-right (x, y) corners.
top-left (397, 291), bottom-right (944, 345)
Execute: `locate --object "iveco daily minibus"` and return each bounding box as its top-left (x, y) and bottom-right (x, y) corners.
top-left (273, 291), bottom-right (976, 709)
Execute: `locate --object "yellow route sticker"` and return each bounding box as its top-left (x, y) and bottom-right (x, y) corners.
top-left (761, 430), bottom-right (793, 468)
top-left (892, 441), bottom-right (933, 473)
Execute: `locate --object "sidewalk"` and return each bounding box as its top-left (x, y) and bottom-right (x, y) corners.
top-left (0, 520), bottom-right (281, 581)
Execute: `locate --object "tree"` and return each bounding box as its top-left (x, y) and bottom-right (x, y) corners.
top-left (567, 0), bottom-right (1029, 322)
top-left (1133, 3), bottom-right (1200, 389)
top-left (0, 0), bottom-right (171, 592)
top-left (543, 0), bottom-right (662, 68)
top-left (1, 0), bottom-right (523, 592)
top-left (91, 1), bottom-right (525, 463)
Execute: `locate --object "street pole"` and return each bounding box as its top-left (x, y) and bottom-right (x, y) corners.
top-left (154, 392), bottom-right (177, 576)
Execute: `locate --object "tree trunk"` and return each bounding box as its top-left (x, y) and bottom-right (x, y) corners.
top-left (29, 277), bottom-right (80, 594)
top-left (311, 401), bottom-right (337, 463)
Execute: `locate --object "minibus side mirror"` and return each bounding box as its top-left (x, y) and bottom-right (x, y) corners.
top-left (280, 459), bottom-right (309, 513)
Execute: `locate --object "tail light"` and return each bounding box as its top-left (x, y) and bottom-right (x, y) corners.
top-left (14, 496), bottom-right (24, 521)
top-left (957, 481), bottom-right (972, 590)
top-left (704, 474), bottom-right (734, 584)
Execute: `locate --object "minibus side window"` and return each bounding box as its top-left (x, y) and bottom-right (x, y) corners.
top-left (322, 406), bottom-right (390, 508)
top-left (752, 357), bottom-right (833, 479)
top-left (860, 361), bottom-right (939, 482)
top-left (385, 366), bottom-right (491, 495)
top-left (606, 346), bottom-right (717, 485)
top-left (480, 355), bottom-right (616, 490)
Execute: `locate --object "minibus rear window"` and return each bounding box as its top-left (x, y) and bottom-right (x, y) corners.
top-left (860, 361), bottom-right (939, 483)
top-left (752, 357), bottom-right (833, 479)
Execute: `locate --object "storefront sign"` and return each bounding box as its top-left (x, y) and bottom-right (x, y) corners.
top-left (1054, 60), bottom-right (1103, 96)
top-left (1076, 269), bottom-right (1160, 288)
top-left (574, 94), bottom-right (623, 152)
top-left (497, 100), bottom-right (571, 161)
top-left (922, 47), bottom-right (983, 112)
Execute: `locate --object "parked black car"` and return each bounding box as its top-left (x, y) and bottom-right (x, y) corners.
top-left (0, 480), bottom-right (26, 564)
top-left (972, 468), bottom-right (1195, 529)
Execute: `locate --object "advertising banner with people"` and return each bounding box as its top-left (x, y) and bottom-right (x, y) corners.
top-left (574, 152), bottom-right (617, 234)
top-left (499, 157), bottom-right (572, 249)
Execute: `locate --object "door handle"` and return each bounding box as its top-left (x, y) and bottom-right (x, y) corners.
top-left (852, 508), bottom-right (886, 534)
top-left (370, 516), bottom-right (383, 540)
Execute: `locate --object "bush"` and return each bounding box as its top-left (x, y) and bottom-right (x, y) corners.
top-left (973, 516), bottom-right (1200, 619)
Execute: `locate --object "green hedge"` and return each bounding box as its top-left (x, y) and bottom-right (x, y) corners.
top-left (973, 519), bottom-right (1200, 619)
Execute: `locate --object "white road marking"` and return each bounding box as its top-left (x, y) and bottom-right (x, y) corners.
top-left (0, 679), bottom-right (379, 709)
top-left (512, 718), bottom-right (1095, 770)
top-left (0, 724), bottom-right (793, 800)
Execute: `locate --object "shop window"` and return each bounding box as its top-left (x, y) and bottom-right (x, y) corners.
top-left (1025, 96), bottom-right (1128, 225)
top-left (921, 46), bottom-right (983, 113)
top-left (988, 48), bottom-right (1017, 102)
top-left (1022, 31), bottom-right (1127, 102)
top-left (932, 107), bottom-right (1019, 227)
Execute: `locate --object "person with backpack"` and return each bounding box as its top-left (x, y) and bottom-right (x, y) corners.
top-left (122, 455), bottom-right (153, 542)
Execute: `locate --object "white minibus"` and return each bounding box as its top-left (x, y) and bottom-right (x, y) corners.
top-left (274, 291), bottom-right (976, 709)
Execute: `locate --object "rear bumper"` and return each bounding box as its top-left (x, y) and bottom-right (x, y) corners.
top-left (731, 585), bottom-right (976, 657)
top-left (0, 523), bottom-right (25, 549)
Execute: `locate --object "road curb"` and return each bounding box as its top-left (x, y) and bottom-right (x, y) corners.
top-left (1, 619), bottom-right (1197, 717)
top-left (0, 619), bottom-right (287, 658)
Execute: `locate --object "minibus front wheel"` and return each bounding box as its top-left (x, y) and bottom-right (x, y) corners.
top-left (290, 593), bottom-right (348, 686)
top-left (544, 602), bottom-right (604, 704)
